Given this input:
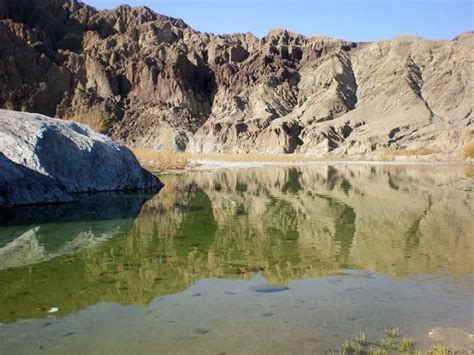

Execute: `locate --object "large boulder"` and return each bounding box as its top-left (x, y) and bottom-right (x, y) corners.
top-left (0, 109), bottom-right (162, 206)
top-left (0, 153), bottom-right (72, 207)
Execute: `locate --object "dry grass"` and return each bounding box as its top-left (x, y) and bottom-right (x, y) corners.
top-left (133, 146), bottom-right (470, 172)
top-left (383, 147), bottom-right (439, 159)
top-left (464, 166), bottom-right (474, 176)
top-left (198, 152), bottom-right (323, 162)
top-left (131, 149), bottom-right (326, 171)
top-left (64, 109), bottom-right (108, 133)
top-left (132, 149), bottom-right (192, 171)
top-left (462, 143), bottom-right (474, 160)
top-left (3, 100), bottom-right (16, 111)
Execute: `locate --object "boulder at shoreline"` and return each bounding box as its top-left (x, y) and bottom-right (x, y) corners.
top-left (0, 109), bottom-right (162, 207)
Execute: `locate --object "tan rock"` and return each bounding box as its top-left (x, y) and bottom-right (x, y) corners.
top-left (0, 0), bottom-right (472, 158)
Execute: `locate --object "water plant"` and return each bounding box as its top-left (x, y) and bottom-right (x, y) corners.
top-left (367, 347), bottom-right (388, 355)
top-left (430, 344), bottom-right (452, 355)
top-left (335, 327), bottom-right (453, 354)
top-left (341, 340), bottom-right (363, 354)
top-left (341, 340), bottom-right (356, 354)
top-left (384, 326), bottom-right (400, 338)
top-left (379, 338), bottom-right (396, 350)
top-left (399, 337), bottom-right (413, 352)
top-left (354, 332), bottom-right (367, 346)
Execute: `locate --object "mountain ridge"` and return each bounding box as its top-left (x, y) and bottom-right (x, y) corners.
top-left (0, 0), bottom-right (472, 159)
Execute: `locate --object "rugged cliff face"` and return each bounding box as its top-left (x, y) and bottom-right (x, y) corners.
top-left (0, 0), bottom-right (472, 158)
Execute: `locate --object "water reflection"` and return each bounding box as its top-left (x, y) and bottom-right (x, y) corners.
top-left (0, 191), bottom-right (157, 268)
top-left (0, 165), bottom-right (472, 323)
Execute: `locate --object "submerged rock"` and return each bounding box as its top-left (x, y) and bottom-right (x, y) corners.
top-left (250, 285), bottom-right (289, 293)
top-left (194, 328), bottom-right (210, 335)
top-left (0, 109), bottom-right (162, 207)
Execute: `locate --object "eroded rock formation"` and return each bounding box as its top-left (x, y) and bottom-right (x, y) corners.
top-left (0, 0), bottom-right (472, 158)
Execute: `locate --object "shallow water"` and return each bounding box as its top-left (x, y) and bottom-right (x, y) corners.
top-left (0, 164), bottom-right (473, 353)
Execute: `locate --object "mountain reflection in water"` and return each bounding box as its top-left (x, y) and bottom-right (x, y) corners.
top-left (0, 164), bottom-right (472, 323)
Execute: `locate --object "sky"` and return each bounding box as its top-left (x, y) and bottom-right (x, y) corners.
top-left (87, 0), bottom-right (473, 42)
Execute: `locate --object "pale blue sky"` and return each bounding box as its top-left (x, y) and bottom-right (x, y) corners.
top-left (87, 0), bottom-right (473, 41)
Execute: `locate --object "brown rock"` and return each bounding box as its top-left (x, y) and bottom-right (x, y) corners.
top-left (0, 0), bottom-right (472, 158)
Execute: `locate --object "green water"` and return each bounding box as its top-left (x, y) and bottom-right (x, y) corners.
top-left (0, 164), bottom-right (473, 353)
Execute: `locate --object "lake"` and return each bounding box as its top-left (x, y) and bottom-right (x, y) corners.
top-left (0, 164), bottom-right (473, 353)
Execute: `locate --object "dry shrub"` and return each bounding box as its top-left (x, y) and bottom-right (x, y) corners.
top-left (383, 147), bottom-right (439, 159)
top-left (131, 150), bottom-right (324, 171)
top-left (198, 152), bottom-right (321, 163)
top-left (132, 149), bottom-right (191, 170)
top-left (464, 166), bottom-right (474, 176)
top-left (64, 109), bottom-right (108, 133)
top-left (462, 143), bottom-right (474, 160)
top-left (3, 100), bottom-right (16, 111)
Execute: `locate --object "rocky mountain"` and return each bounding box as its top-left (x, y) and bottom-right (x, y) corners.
top-left (0, 0), bottom-right (472, 158)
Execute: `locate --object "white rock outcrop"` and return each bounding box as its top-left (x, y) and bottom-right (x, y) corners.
top-left (0, 110), bottom-right (162, 206)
